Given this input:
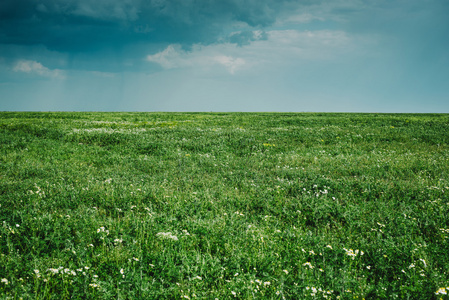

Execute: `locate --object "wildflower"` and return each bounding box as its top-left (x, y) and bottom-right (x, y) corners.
top-left (435, 287), bottom-right (447, 295)
top-left (326, 245), bottom-right (333, 250)
top-left (16, 224), bottom-right (20, 227)
top-left (409, 264), bottom-right (415, 269)
top-left (283, 269), bottom-right (289, 274)
top-left (97, 227), bottom-right (109, 235)
top-left (343, 248), bottom-right (361, 260)
top-left (234, 273), bottom-right (239, 277)
top-left (303, 262), bottom-right (313, 269)
top-left (47, 268), bottom-right (59, 274)
top-left (1, 278), bottom-right (8, 285)
top-left (231, 291), bottom-right (237, 297)
top-left (264, 281), bottom-right (271, 286)
top-left (419, 258), bottom-right (427, 268)
top-left (156, 232), bottom-right (178, 241)
top-left (89, 283), bottom-right (98, 288)
top-left (132, 257), bottom-right (139, 262)
top-left (192, 276), bottom-right (202, 280)
top-left (367, 266), bottom-right (371, 270)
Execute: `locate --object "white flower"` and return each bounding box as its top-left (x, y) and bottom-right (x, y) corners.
top-left (192, 276), bottom-right (202, 280)
top-left (34, 269), bottom-right (39, 274)
top-left (120, 269), bottom-right (124, 275)
top-left (264, 281), bottom-right (271, 286)
top-left (156, 232), bottom-right (178, 241)
top-left (283, 269), bottom-right (289, 274)
top-left (1, 278), bottom-right (8, 285)
top-left (326, 245), bottom-right (333, 250)
top-left (409, 264), bottom-right (415, 269)
top-left (435, 287), bottom-right (447, 295)
top-left (231, 291), bottom-right (237, 296)
top-left (343, 248), bottom-right (360, 260)
top-left (303, 262), bottom-right (313, 269)
top-left (47, 268), bottom-right (59, 274)
top-left (419, 258), bottom-right (427, 268)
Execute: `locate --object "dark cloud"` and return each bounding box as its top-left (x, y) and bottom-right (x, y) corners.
top-left (0, 0), bottom-right (299, 53)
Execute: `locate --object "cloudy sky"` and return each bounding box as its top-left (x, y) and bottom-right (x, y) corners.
top-left (1, 0), bottom-right (448, 112)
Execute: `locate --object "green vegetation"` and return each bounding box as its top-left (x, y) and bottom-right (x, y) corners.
top-left (1, 112), bottom-right (448, 299)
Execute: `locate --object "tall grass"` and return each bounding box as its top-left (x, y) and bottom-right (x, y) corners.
top-left (1, 112), bottom-right (448, 299)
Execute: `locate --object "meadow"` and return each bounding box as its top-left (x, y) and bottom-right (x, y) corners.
top-left (0, 112), bottom-right (448, 299)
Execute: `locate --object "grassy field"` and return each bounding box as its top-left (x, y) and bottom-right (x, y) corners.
top-left (0, 112), bottom-right (448, 299)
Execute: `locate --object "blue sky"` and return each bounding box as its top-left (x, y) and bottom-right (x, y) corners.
top-left (1, 0), bottom-right (448, 112)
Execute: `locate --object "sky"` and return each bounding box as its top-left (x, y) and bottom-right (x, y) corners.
top-left (0, 0), bottom-right (448, 112)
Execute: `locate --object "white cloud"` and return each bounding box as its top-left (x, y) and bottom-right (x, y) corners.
top-left (276, 13), bottom-right (325, 25)
top-left (146, 44), bottom-right (247, 74)
top-left (13, 60), bottom-right (64, 79)
top-left (261, 29), bottom-right (354, 61)
top-left (146, 29), bottom-right (370, 74)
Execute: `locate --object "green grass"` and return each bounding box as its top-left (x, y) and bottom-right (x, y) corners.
top-left (0, 112), bottom-right (448, 299)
